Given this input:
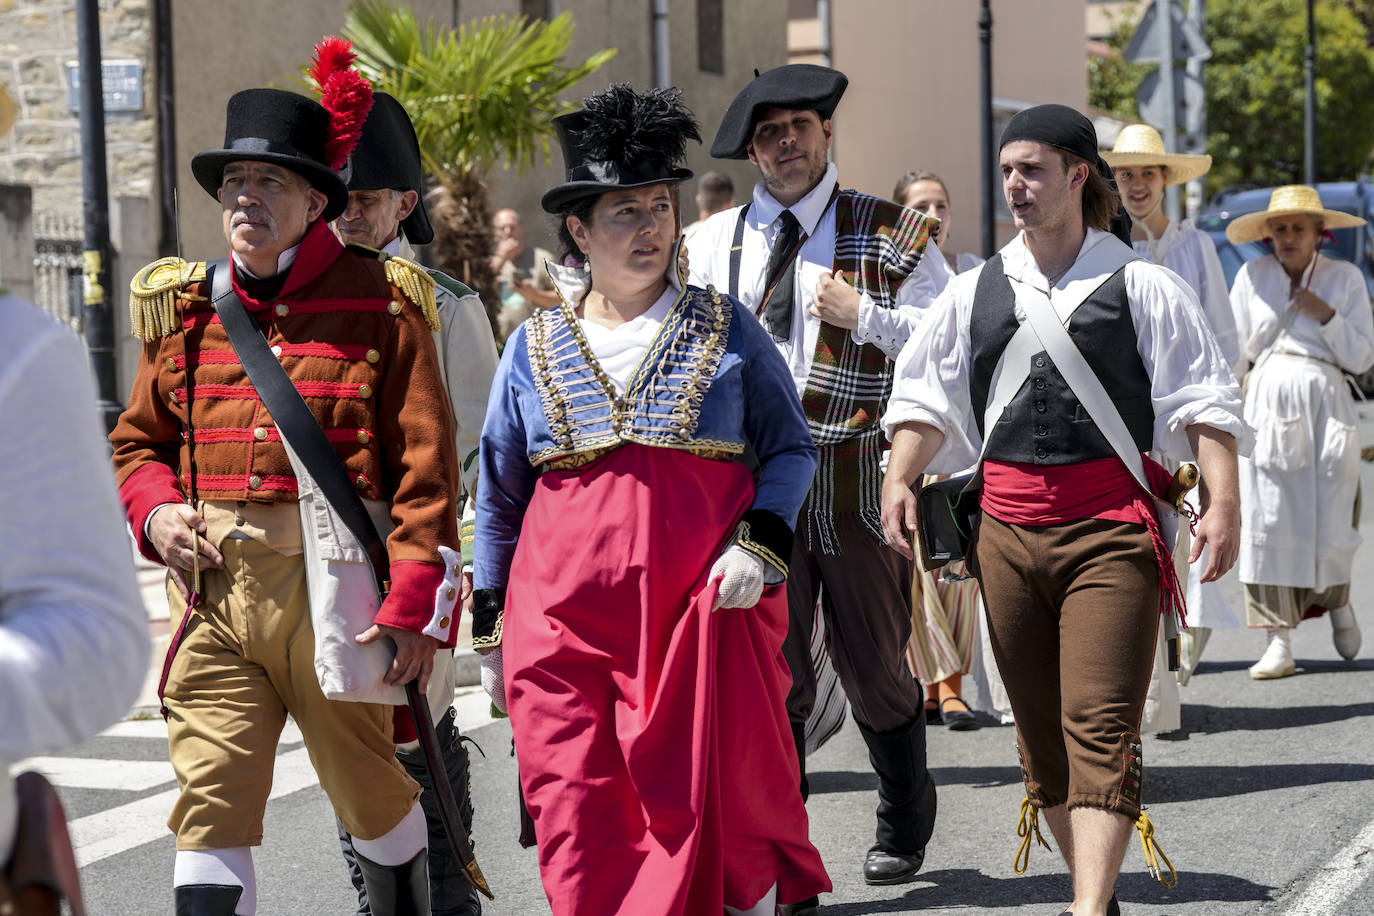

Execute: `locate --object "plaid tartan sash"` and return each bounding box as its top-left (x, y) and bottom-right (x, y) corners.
top-left (802, 190), bottom-right (935, 553)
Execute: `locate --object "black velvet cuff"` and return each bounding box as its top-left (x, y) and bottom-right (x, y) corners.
top-left (735, 509), bottom-right (794, 578)
top-left (471, 587), bottom-right (506, 650)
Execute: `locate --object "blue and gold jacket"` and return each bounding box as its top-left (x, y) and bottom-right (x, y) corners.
top-left (471, 260), bottom-right (817, 647)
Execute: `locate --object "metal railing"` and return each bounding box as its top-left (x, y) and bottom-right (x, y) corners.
top-left (32, 211), bottom-right (84, 332)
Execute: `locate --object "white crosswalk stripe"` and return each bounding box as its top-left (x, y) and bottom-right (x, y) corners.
top-left (11, 688), bottom-right (498, 867)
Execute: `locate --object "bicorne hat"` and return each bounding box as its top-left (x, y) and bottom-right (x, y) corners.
top-left (709, 64), bottom-right (847, 160)
top-left (540, 84), bottom-right (701, 214)
top-left (192, 38), bottom-right (372, 223)
top-left (347, 92), bottom-right (434, 245)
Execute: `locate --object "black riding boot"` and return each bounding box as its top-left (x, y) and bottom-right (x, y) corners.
top-left (856, 715), bottom-right (938, 885)
top-left (174, 884), bottom-right (243, 916)
top-left (355, 849), bottom-right (429, 916)
top-left (396, 707), bottom-right (481, 914)
top-left (791, 720), bottom-right (810, 801)
top-left (338, 707), bottom-right (481, 915)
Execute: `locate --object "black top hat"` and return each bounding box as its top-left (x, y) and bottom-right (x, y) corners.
top-left (191, 88), bottom-right (350, 222)
top-left (540, 84), bottom-right (700, 214)
top-left (346, 93), bottom-right (433, 245)
top-left (710, 64), bottom-right (848, 160)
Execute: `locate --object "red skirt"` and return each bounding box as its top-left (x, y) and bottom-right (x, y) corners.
top-left (505, 444), bottom-right (830, 914)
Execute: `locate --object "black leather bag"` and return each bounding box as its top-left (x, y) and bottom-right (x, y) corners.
top-left (915, 472), bottom-right (980, 572)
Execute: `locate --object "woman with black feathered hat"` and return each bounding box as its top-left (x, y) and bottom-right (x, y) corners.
top-left (471, 84), bottom-right (830, 915)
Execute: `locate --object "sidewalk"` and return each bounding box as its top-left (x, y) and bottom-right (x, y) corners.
top-left (132, 551), bottom-right (480, 710)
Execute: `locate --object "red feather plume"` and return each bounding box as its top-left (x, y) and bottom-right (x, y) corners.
top-left (309, 36), bottom-right (373, 170)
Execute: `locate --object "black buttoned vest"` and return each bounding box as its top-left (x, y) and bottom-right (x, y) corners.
top-left (969, 254), bottom-right (1153, 465)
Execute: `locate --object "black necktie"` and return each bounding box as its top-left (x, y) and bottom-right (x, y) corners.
top-left (761, 209), bottom-right (801, 342)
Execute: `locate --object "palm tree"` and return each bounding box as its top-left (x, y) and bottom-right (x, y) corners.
top-left (341, 1), bottom-right (615, 330)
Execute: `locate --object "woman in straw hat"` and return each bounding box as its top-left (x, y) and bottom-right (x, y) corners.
top-left (1226, 185), bottom-right (1373, 678)
top-left (472, 84), bottom-right (830, 915)
top-left (1104, 124), bottom-right (1241, 375)
top-left (1104, 125), bottom-right (1244, 704)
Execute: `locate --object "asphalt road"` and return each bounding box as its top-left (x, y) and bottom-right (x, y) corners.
top-left (33, 470), bottom-right (1374, 915)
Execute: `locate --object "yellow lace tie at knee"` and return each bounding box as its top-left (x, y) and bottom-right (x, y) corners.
top-left (1135, 810), bottom-right (1178, 887)
top-left (1013, 797), bottom-right (1051, 874)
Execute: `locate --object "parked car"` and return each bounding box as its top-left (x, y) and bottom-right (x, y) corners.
top-left (1196, 179), bottom-right (1374, 394)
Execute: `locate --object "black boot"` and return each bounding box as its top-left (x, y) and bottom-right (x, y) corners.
top-left (355, 849), bottom-right (429, 916)
top-left (791, 720), bottom-right (810, 802)
top-left (174, 884), bottom-right (243, 916)
top-left (396, 707), bottom-right (482, 915)
top-left (856, 715), bottom-right (938, 885)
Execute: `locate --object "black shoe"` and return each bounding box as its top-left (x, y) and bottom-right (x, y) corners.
top-left (174, 884), bottom-right (243, 916)
top-left (863, 847), bottom-right (925, 885)
top-left (923, 699), bottom-right (941, 724)
top-left (1055, 895), bottom-right (1120, 916)
top-left (778, 895), bottom-right (821, 915)
top-left (856, 715), bottom-right (938, 880)
top-left (939, 696), bottom-right (980, 731)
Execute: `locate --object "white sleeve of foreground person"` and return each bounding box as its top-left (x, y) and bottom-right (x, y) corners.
top-left (0, 298), bottom-right (150, 861)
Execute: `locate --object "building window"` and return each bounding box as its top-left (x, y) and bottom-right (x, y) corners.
top-left (698, 0), bottom-right (723, 74)
top-left (521, 0), bottom-right (551, 21)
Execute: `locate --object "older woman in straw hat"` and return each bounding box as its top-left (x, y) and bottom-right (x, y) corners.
top-left (1227, 185), bottom-right (1373, 678)
top-left (1105, 125), bottom-right (1244, 703)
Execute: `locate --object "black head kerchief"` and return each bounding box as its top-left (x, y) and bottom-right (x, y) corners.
top-left (191, 88), bottom-right (350, 222)
top-left (999, 103), bottom-right (1132, 245)
top-left (541, 84), bottom-right (701, 214)
top-left (710, 64), bottom-right (848, 160)
top-left (346, 92), bottom-right (433, 245)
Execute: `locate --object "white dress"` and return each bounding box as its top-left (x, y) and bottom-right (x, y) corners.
top-left (1233, 254), bottom-right (1374, 593)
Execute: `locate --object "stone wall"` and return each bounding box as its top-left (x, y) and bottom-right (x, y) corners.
top-left (0, 0), bottom-right (156, 222)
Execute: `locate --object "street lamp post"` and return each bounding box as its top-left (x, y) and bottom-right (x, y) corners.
top-left (1304, 0), bottom-right (1317, 185)
top-left (979, 0), bottom-right (994, 259)
top-left (75, 0), bottom-right (124, 431)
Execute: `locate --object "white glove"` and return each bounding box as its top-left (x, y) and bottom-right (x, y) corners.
top-left (479, 647), bottom-right (507, 715)
top-left (709, 545), bottom-right (766, 611)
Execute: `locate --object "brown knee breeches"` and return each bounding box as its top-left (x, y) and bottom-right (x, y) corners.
top-left (972, 514), bottom-right (1160, 817)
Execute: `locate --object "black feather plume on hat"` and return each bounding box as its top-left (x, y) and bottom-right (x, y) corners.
top-left (573, 84), bottom-right (701, 174)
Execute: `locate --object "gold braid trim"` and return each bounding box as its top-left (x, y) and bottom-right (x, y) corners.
top-left (384, 255), bottom-right (441, 333)
top-left (128, 257), bottom-right (205, 340)
top-left (470, 611), bottom-right (503, 650)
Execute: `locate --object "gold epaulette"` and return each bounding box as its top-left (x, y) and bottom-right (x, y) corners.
top-left (382, 254), bottom-right (441, 333)
top-left (129, 257), bottom-right (206, 340)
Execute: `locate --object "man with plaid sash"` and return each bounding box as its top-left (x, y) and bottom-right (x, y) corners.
top-left (688, 64), bottom-right (953, 902)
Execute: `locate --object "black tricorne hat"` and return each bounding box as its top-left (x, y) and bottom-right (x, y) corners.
top-left (540, 84), bottom-right (700, 214)
top-left (346, 93), bottom-right (434, 245)
top-left (710, 64), bottom-right (848, 160)
top-left (191, 88), bottom-right (350, 222)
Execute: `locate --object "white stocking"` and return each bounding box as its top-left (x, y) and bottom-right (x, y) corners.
top-left (350, 802), bottom-right (426, 866)
top-left (173, 847), bottom-right (256, 914)
top-left (724, 880), bottom-right (778, 916)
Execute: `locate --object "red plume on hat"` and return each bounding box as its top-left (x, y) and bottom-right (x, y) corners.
top-left (309, 36), bottom-right (373, 171)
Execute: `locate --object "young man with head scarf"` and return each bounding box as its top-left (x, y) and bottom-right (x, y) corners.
top-left (880, 104), bottom-right (1249, 916)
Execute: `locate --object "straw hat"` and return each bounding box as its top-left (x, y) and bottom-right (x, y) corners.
top-left (1102, 124), bottom-right (1212, 186)
top-left (0, 84), bottom-right (15, 139)
top-left (1225, 184), bottom-right (1366, 243)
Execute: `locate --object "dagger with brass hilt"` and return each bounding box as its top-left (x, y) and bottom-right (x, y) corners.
top-left (1160, 462), bottom-right (1200, 672)
top-left (1164, 462), bottom-right (1200, 511)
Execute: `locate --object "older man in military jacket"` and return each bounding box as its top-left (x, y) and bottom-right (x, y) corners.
top-left (110, 82), bottom-right (460, 916)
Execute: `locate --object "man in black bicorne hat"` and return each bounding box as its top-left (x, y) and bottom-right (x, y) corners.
top-left (110, 44), bottom-right (464, 915)
top-left (689, 64), bottom-right (952, 904)
top-left (331, 91), bottom-right (497, 916)
top-left (881, 103), bottom-right (1248, 916)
